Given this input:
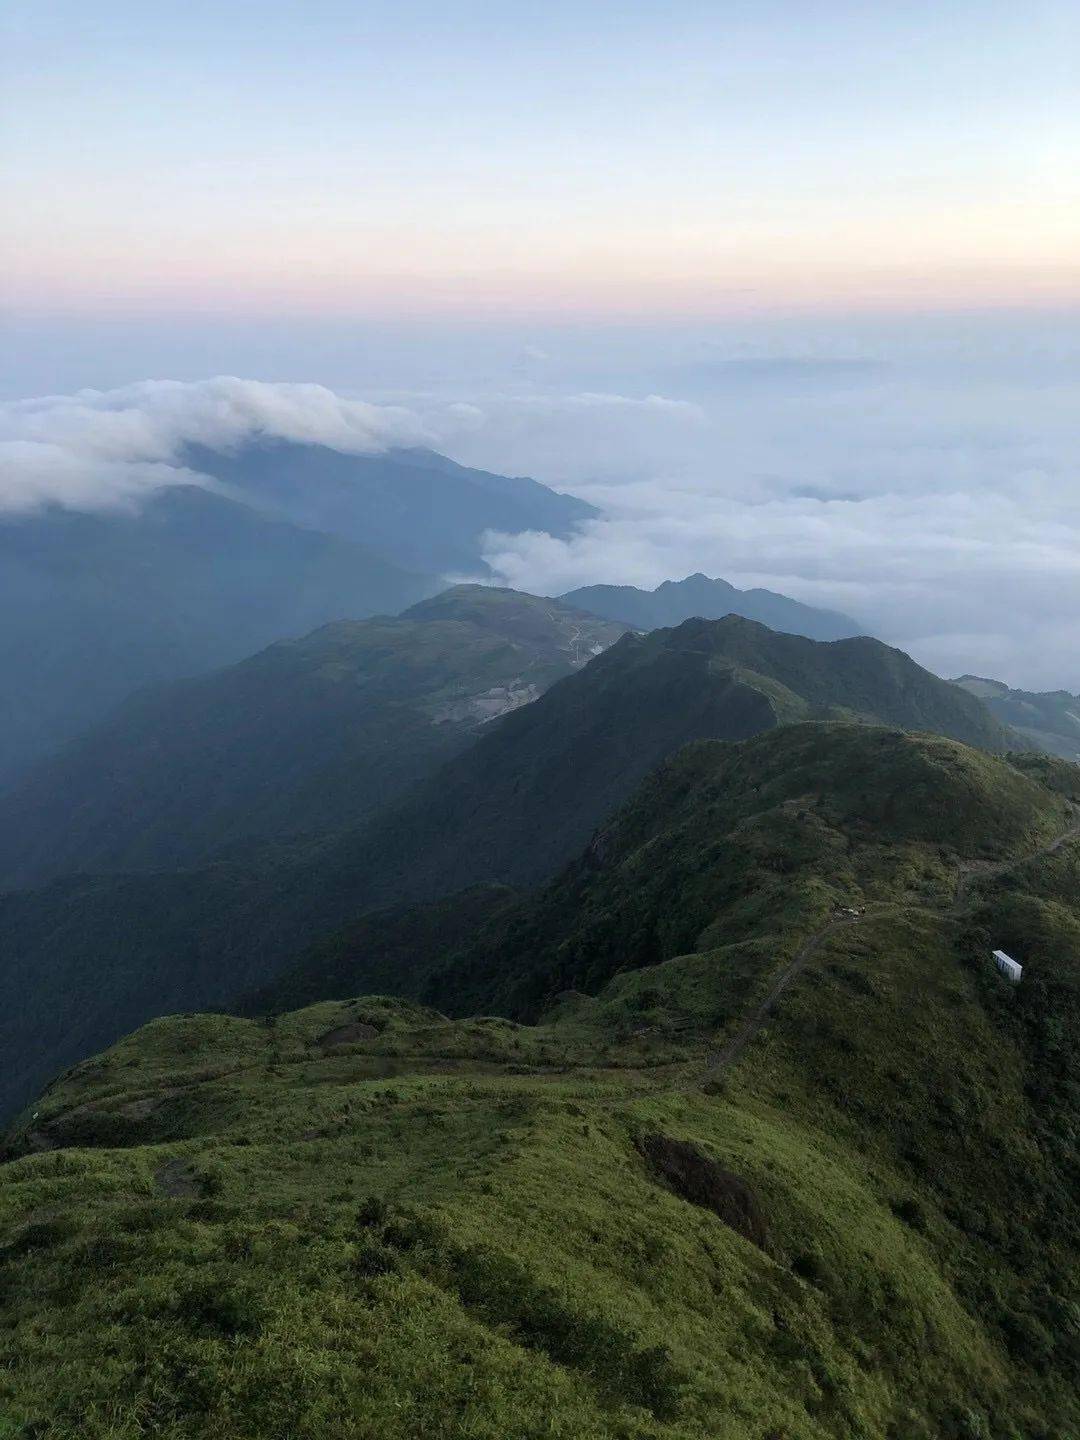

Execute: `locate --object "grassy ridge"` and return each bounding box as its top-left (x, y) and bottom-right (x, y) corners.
top-left (2, 725), bottom-right (1078, 1437)
top-left (263, 724), bottom-right (1058, 1020)
top-left (0, 996), bottom-right (1053, 1439)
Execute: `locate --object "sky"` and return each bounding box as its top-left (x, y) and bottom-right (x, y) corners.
top-left (4, 0), bottom-right (1079, 319)
top-left (2, 2), bottom-right (1079, 689)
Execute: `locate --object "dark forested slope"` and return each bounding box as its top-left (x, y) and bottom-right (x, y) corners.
top-left (0, 587), bottom-right (626, 886)
top-left (0, 486), bottom-right (435, 783)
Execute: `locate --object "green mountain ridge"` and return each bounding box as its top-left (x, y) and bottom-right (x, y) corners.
top-left (3, 724), bottom-right (1078, 1438)
top-left (249, 723), bottom-right (1057, 1023)
top-left (0, 617), bottom-right (1009, 1126)
top-left (0, 587), bottom-right (627, 886)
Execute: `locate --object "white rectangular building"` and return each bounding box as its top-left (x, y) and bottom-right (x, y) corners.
top-left (992, 949), bottom-right (1023, 983)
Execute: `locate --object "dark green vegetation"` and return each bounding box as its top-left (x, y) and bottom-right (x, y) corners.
top-left (0, 618), bottom-right (1009, 1125)
top-left (258, 722), bottom-right (1070, 1020)
top-left (0, 442), bottom-right (592, 784)
top-left (184, 439), bottom-right (596, 576)
top-left (561, 572), bottom-right (863, 641)
top-left (241, 885), bottom-right (519, 1020)
top-left (3, 725), bottom-right (1078, 1438)
top-left (0, 587), bottom-right (626, 886)
top-left (955, 674), bottom-right (1080, 762)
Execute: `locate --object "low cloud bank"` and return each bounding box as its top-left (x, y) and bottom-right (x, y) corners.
top-left (2, 367), bottom-right (1078, 690)
top-left (0, 376), bottom-right (700, 518)
top-left (0, 377), bottom-right (431, 515)
top-left (452, 368), bottom-right (1080, 692)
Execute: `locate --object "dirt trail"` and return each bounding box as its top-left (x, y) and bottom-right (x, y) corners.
top-left (950, 811), bottom-right (1080, 912)
top-left (696, 806), bottom-right (1080, 1090)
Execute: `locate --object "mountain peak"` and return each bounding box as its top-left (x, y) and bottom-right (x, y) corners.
top-left (560, 572), bottom-right (862, 642)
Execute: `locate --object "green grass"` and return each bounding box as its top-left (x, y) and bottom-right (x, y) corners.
top-left (0, 1000), bottom-right (1027, 1439)
top-left (2, 725), bottom-right (1078, 1438)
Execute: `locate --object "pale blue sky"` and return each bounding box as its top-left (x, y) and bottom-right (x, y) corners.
top-left (4, 0), bottom-right (1078, 319)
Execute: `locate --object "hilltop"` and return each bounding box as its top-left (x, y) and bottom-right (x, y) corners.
top-left (561, 572), bottom-right (863, 641)
top-left (3, 725), bottom-right (1078, 1439)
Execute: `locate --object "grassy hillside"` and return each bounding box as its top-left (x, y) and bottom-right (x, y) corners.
top-left (2, 726), bottom-right (1078, 1438)
top-left (0, 620), bottom-right (1008, 1126)
top-left (0, 587), bottom-right (626, 886)
top-left (256, 723), bottom-right (1072, 1022)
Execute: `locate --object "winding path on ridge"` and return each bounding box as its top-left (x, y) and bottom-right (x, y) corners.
top-left (695, 805), bottom-right (1080, 1089)
top-left (15, 810), bottom-right (1079, 1149)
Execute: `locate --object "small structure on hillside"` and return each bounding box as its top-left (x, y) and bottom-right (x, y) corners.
top-left (992, 949), bottom-right (1023, 983)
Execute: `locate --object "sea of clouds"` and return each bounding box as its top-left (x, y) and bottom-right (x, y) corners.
top-left (2, 348), bottom-right (1078, 690)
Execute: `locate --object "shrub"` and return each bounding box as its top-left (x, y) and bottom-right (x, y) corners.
top-left (173, 1277), bottom-right (266, 1336)
top-left (636, 1133), bottom-right (768, 1249)
top-left (7, 1217), bottom-right (79, 1255)
top-left (355, 1195), bottom-right (388, 1228)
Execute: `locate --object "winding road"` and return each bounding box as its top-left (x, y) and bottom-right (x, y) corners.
top-left (696, 805), bottom-right (1080, 1089)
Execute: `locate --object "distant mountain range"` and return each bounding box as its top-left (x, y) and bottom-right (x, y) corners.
top-left (0, 611), bottom-right (1006, 1124)
top-left (1, 429), bottom-right (876, 789)
top-left (954, 675), bottom-right (1080, 762)
top-left (0, 443), bottom-right (595, 783)
top-left (0, 587), bottom-right (627, 886)
top-left (560, 572), bottom-right (862, 641)
top-left (0, 564), bottom-right (869, 887)
top-left (183, 439), bottom-right (596, 575)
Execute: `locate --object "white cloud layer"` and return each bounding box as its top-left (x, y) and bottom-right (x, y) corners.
top-left (0, 377), bottom-right (431, 515)
top-left (2, 364), bottom-right (1078, 691)
top-left (447, 368), bottom-right (1080, 693)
